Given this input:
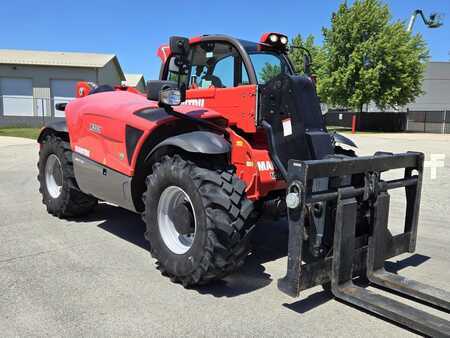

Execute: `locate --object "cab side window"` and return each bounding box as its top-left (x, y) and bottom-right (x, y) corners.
top-left (209, 56), bottom-right (234, 88)
top-left (188, 42), bottom-right (250, 89)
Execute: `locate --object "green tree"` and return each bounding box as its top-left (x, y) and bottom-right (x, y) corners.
top-left (259, 63), bottom-right (281, 83)
top-left (288, 34), bottom-right (326, 78)
top-left (318, 0), bottom-right (429, 111)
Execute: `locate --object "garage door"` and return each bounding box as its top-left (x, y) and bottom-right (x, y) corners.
top-left (51, 80), bottom-right (78, 117)
top-left (0, 78), bottom-right (33, 116)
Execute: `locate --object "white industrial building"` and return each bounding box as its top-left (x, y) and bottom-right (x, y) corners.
top-left (0, 49), bottom-right (125, 126)
top-left (325, 62), bottom-right (450, 133)
top-left (123, 73), bottom-right (146, 93)
top-left (407, 62), bottom-right (450, 111)
top-left (355, 62), bottom-right (450, 113)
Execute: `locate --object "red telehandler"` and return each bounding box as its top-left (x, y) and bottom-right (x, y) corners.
top-left (37, 33), bottom-right (450, 336)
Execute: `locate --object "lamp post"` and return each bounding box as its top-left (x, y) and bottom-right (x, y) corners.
top-left (407, 10), bottom-right (444, 32)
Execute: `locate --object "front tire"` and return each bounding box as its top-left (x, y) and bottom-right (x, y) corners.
top-left (37, 135), bottom-right (97, 218)
top-left (142, 155), bottom-right (255, 287)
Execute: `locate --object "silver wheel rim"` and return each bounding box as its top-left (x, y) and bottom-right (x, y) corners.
top-left (157, 186), bottom-right (197, 254)
top-left (45, 154), bottom-right (63, 199)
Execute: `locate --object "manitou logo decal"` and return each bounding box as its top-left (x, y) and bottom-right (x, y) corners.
top-left (257, 161), bottom-right (274, 172)
top-left (182, 98), bottom-right (205, 107)
top-left (89, 123), bottom-right (102, 134)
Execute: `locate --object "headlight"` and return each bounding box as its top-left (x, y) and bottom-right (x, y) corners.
top-left (159, 88), bottom-right (181, 106)
top-left (260, 32), bottom-right (289, 50)
top-left (269, 34), bottom-right (279, 43)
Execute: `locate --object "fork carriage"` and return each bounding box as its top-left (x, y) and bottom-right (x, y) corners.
top-left (279, 152), bottom-right (450, 337)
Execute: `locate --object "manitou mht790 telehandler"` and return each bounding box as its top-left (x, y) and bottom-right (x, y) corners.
top-left (37, 33), bottom-right (450, 336)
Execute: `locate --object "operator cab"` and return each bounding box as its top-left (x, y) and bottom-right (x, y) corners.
top-left (161, 34), bottom-right (295, 89)
top-left (159, 33), bottom-right (330, 178)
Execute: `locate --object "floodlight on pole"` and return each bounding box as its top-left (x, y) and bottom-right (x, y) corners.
top-left (407, 9), bottom-right (444, 32)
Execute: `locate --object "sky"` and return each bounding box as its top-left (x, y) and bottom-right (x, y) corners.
top-left (1, 0), bottom-right (449, 80)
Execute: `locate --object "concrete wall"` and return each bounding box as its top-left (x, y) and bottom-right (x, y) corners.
top-left (407, 62), bottom-right (450, 112)
top-left (339, 62), bottom-right (450, 114)
top-left (406, 110), bottom-right (449, 134)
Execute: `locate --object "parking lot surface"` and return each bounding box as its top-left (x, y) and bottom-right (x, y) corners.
top-left (1, 133), bottom-right (449, 337)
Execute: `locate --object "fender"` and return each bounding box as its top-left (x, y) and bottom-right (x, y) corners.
top-left (145, 131), bottom-right (231, 161)
top-left (37, 120), bottom-right (68, 143)
top-left (333, 132), bottom-right (357, 148)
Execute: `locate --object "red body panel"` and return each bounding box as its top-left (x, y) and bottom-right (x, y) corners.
top-left (185, 85), bottom-right (258, 133)
top-left (65, 32), bottom-right (287, 201)
top-left (227, 129), bottom-right (285, 200)
top-left (183, 85), bottom-right (283, 199)
top-left (65, 90), bottom-right (223, 176)
top-left (65, 88), bottom-right (279, 200)
top-left (157, 45), bottom-right (171, 64)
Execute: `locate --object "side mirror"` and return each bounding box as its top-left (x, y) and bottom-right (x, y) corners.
top-left (290, 45), bottom-right (313, 76)
top-left (169, 36), bottom-right (190, 57)
top-left (303, 54), bottom-right (311, 75)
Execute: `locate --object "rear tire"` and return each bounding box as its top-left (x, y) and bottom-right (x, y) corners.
top-left (142, 155), bottom-right (255, 287)
top-left (37, 134), bottom-right (97, 218)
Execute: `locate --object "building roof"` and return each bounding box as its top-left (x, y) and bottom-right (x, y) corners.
top-left (0, 49), bottom-right (125, 79)
top-left (123, 73), bottom-right (145, 87)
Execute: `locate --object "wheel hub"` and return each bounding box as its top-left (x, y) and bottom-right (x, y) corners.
top-left (157, 186), bottom-right (197, 254)
top-left (172, 202), bottom-right (195, 235)
top-left (45, 154), bottom-right (63, 199)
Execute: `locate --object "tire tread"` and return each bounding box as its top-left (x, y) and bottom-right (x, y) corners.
top-left (37, 134), bottom-right (97, 218)
top-left (142, 155), bottom-right (255, 286)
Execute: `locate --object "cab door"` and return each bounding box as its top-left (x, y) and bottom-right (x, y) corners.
top-left (165, 41), bottom-right (258, 133)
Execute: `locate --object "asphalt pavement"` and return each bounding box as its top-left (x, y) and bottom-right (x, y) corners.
top-left (1, 133), bottom-right (449, 337)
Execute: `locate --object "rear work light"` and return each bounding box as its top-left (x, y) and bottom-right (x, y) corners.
top-left (260, 32), bottom-right (289, 50)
